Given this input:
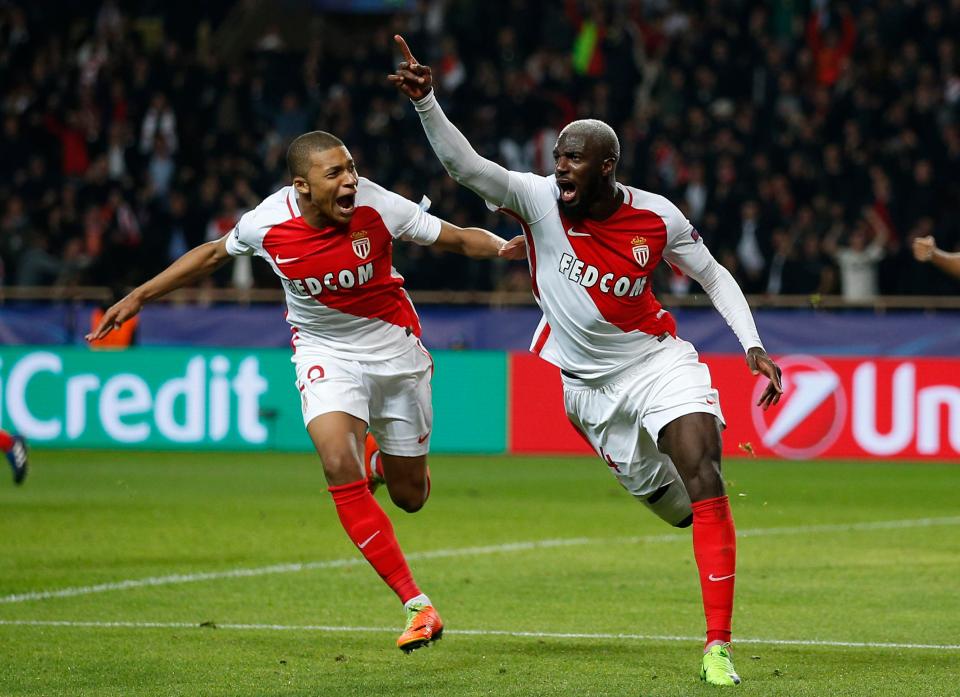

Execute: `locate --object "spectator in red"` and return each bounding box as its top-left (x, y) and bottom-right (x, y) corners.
top-left (806, 4), bottom-right (856, 87)
top-left (44, 110), bottom-right (90, 177)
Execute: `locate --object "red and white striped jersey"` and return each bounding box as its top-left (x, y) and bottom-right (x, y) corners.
top-left (225, 177), bottom-right (440, 360)
top-left (498, 173), bottom-right (716, 380)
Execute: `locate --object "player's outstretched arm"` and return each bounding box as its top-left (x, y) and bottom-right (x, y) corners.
top-left (693, 261), bottom-right (783, 409)
top-left (913, 235), bottom-right (960, 280)
top-left (388, 35), bottom-right (511, 207)
top-left (667, 231), bottom-right (783, 410)
top-left (85, 236), bottom-right (232, 341)
top-left (431, 221), bottom-right (526, 260)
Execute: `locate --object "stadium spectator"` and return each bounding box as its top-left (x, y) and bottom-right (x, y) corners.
top-left (828, 209), bottom-right (890, 301)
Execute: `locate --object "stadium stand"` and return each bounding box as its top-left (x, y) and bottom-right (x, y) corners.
top-left (1, 0), bottom-right (958, 298)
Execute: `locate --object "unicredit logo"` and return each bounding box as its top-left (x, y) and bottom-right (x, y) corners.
top-left (751, 355), bottom-right (847, 459)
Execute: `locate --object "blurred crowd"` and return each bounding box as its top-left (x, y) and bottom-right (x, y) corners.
top-left (1, 0), bottom-right (959, 299)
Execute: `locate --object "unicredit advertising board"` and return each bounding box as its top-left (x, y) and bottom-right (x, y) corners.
top-left (0, 348), bottom-right (506, 452)
top-left (509, 353), bottom-right (960, 461)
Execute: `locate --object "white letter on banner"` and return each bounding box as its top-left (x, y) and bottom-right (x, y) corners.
top-left (208, 356), bottom-right (231, 441)
top-left (100, 374), bottom-right (152, 442)
top-left (66, 374), bottom-right (101, 438)
top-left (6, 352), bottom-right (62, 439)
top-left (155, 357), bottom-right (206, 442)
top-left (232, 357), bottom-right (268, 443)
top-left (852, 362), bottom-right (915, 455)
top-left (917, 386), bottom-right (960, 455)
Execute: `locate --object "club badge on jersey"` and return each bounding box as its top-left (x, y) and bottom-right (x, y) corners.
top-left (352, 230), bottom-right (371, 259)
top-left (632, 236), bottom-right (650, 267)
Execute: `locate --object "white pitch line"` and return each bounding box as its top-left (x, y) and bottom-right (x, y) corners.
top-left (1, 619), bottom-right (958, 652)
top-left (2, 516), bottom-right (959, 605)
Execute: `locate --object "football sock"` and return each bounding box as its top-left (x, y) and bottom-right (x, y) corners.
top-left (404, 593), bottom-right (431, 610)
top-left (691, 495), bottom-right (736, 648)
top-left (328, 479), bottom-right (421, 603)
top-left (364, 433), bottom-right (383, 480)
top-left (0, 430), bottom-right (13, 451)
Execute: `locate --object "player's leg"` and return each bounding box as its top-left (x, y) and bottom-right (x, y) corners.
top-left (369, 337), bottom-right (434, 514)
top-left (297, 351), bottom-right (439, 652)
top-left (379, 453), bottom-right (429, 513)
top-left (308, 411), bottom-right (439, 651)
top-left (657, 413), bottom-right (739, 685)
top-left (363, 338), bottom-right (442, 650)
top-left (641, 338), bottom-right (739, 685)
top-left (565, 376), bottom-right (689, 525)
top-left (309, 411), bottom-right (422, 602)
top-left (0, 429), bottom-right (28, 485)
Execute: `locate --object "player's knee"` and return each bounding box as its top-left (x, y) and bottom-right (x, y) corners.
top-left (640, 481), bottom-right (692, 527)
top-left (389, 487), bottom-right (426, 513)
top-left (320, 449), bottom-right (363, 485)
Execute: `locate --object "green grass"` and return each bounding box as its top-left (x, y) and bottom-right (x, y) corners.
top-left (1, 451), bottom-right (958, 696)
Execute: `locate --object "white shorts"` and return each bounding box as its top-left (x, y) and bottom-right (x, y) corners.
top-left (563, 336), bottom-right (725, 499)
top-left (293, 337), bottom-right (434, 457)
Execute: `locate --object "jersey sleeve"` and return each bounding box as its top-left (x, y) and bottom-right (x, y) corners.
top-left (659, 195), bottom-right (763, 352)
top-left (660, 200), bottom-right (713, 276)
top-left (224, 209), bottom-right (259, 257)
top-left (361, 178), bottom-right (441, 246)
top-left (494, 172), bottom-right (560, 224)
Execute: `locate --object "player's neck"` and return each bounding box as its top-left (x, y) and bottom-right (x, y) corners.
top-left (584, 184), bottom-right (623, 222)
top-left (297, 193), bottom-right (338, 230)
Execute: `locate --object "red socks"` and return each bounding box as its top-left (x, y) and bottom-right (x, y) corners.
top-left (328, 479), bottom-right (421, 603)
top-left (0, 431), bottom-right (12, 451)
top-left (691, 495), bottom-right (737, 646)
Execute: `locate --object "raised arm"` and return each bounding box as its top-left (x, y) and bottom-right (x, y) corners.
top-left (85, 236), bottom-right (232, 341)
top-left (388, 35), bottom-right (510, 207)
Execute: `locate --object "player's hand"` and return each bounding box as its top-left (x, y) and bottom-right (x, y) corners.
top-left (747, 347), bottom-right (783, 411)
top-left (388, 34), bottom-right (433, 101)
top-left (912, 235), bottom-right (936, 263)
top-left (85, 293), bottom-right (143, 342)
top-left (498, 235), bottom-right (527, 260)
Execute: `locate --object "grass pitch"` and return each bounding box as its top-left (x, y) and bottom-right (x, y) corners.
top-left (1, 450), bottom-right (958, 696)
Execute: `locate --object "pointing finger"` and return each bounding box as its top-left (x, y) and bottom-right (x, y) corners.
top-left (394, 34), bottom-right (417, 65)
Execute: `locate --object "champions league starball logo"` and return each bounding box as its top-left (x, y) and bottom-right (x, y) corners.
top-left (751, 355), bottom-right (847, 459)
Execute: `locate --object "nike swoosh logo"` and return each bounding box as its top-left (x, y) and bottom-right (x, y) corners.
top-left (358, 531), bottom-right (381, 549)
top-left (708, 573), bottom-right (735, 582)
top-left (565, 227), bottom-right (591, 237)
top-left (417, 433), bottom-right (430, 444)
top-left (275, 254), bottom-right (301, 265)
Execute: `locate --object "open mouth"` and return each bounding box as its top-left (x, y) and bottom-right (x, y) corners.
top-left (557, 180), bottom-right (577, 204)
top-left (336, 193), bottom-right (356, 215)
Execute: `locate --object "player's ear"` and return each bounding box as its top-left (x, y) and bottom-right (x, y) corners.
top-left (293, 175), bottom-right (309, 195)
top-left (601, 157), bottom-right (617, 177)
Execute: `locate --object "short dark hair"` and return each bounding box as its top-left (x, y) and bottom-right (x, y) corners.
top-left (286, 131), bottom-right (345, 177)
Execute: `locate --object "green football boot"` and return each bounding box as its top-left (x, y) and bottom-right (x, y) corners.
top-left (700, 643), bottom-right (741, 686)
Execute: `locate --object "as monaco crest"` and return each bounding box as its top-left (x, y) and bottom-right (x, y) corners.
top-left (351, 232), bottom-right (370, 259)
top-left (631, 236), bottom-right (649, 267)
